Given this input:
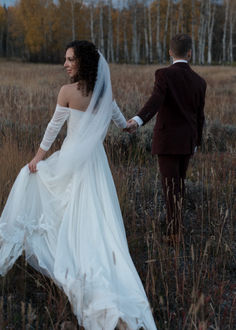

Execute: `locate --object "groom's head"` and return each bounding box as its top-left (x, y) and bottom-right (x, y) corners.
top-left (169, 34), bottom-right (192, 61)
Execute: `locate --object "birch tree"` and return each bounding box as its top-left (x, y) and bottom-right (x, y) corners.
top-left (107, 0), bottom-right (114, 62)
top-left (191, 0), bottom-right (196, 64)
top-left (89, 0), bottom-right (95, 44)
top-left (198, 0), bottom-right (204, 64)
top-left (222, 0), bottom-right (229, 63)
top-left (2, 0), bottom-right (236, 65)
top-left (115, 1), bottom-right (121, 62)
top-left (148, 2), bottom-right (153, 63)
top-left (198, 0), bottom-right (207, 64)
top-left (71, 0), bottom-right (75, 40)
top-left (176, 0), bottom-right (183, 34)
top-left (99, 0), bottom-right (104, 55)
top-left (69, 0), bottom-right (83, 40)
top-left (122, 0), bottom-right (129, 62)
top-left (228, 0), bottom-right (236, 64)
top-left (207, 0), bottom-right (216, 65)
top-left (130, 0), bottom-right (138, 63)
top-left (143, 2), bottom-right (149, 61)
top-left (156, 0), bottom-right (162, 62)
top-left (163, 0), bottom-right (171, 63)
top-left (169, 0), bottom-right (174, 40)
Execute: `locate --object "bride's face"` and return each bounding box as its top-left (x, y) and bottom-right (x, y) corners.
top-left (64, 48), bottom-right (78, 78)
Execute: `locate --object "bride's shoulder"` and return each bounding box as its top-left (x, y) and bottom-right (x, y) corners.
top-left (57, 84), bottom-right (69, 106)
top-left (59, 83), bottom-right (77, 94)
top-left (57, 83), bottom-right (78, 106)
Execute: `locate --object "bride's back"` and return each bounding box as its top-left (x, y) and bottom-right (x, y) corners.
top-left (58, 83), bottom-right (92, 112)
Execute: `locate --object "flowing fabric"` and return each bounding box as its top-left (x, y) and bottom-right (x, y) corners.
top-left (0, 54), bottom-right (157, 329)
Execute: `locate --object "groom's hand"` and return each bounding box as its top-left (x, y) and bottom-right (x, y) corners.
top-left (124, 119), bottom-right (138, 134)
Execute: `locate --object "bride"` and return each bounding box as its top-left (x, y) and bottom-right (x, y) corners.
top-left (0, 40), bottom-right (157, 329)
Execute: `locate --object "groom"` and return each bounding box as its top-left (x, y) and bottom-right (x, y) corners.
top-left (127, 34), bottom-right (207, 240)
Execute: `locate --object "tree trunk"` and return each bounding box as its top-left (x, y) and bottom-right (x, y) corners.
top-left (207, 0), bottom-right (216, 65)
top-left (198, 0), bottom-right (207, 64)
top-left (176, 0), bottom-right (183, 34)
top-left (122, 1), bottom-right (129, 62)
top-left (123, 27), bottom-right (129, 63)
top-left (131, 1), bottom-right (138, 64)
top-left (116, 3), bottom-right (120, 63)
top-left (156, 0), bottom-right (162, 62)
top-left (107, 0), bottom-right (114, 62)
top-left (90, 1), bottom-right (95, 44)
top-left (71, 0), bottom-right (75, 40)
top-left (148, 3), bottom-right (153, 63)
top-left (170, 0), bottom-right (173, 40)
top-left (228, 2), bottom-right (236, 64)
top-left (163, 0), bottom-right (171, 63)
top-left (143, 2), bottom-right (149, 62)
top-left (99, 1), bottom-right (105, 55)
top-left (191, 0), bottom-right (196, 64)
top-left (137, 31), bottom-right (141, 63)
top-left (198, 1), bottom-right (203, 64)
top-left (222, 0), bottom-right (229, 63)
top-left (201, 19), bottom-right (207, 64)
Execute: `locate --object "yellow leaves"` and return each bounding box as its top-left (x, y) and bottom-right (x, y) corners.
top-left (0, 6), bottom-right (6, 25)
top-left (18, 0), bottom-right (45, 54)
top-left (7, 6), bottom-right (24, 42)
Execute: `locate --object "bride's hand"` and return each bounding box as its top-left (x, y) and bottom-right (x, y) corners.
top-left (28, 157), bottom-right (39, 173)
top-left (28, 148), bottom-right (46, 173)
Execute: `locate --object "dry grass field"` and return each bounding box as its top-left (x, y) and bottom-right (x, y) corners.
top-left (0, 60), bottom-right (235, 329)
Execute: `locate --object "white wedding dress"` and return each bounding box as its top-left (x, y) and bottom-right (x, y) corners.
top-left (0, 55), bottom-right (157, 330)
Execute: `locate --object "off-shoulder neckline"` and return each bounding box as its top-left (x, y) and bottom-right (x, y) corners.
top-left (57, 104), bottom-right (86, 113)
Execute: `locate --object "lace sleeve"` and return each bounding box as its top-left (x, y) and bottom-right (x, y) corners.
top-left (40, 104), bottom-right (70, 151)
top-left (112, 100), bottom-right (127, 129)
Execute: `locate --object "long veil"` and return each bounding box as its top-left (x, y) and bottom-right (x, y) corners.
top-left (56, 52), bottom-right (113, 176)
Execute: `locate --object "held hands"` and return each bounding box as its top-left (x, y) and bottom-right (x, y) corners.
top-left (123, 119), bottom-right (138, 134)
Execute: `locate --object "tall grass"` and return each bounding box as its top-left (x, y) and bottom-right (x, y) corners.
top-left (0, 61), bottom-right (235, 329)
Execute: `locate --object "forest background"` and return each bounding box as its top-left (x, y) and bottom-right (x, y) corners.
top-left (0, 0), bottom-right (235, 65)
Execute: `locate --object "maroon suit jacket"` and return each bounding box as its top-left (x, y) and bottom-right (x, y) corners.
top-left (137, 62), bottom-right (207, 155)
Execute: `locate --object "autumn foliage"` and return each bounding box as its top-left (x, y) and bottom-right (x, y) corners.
top-left (0, 0), bottom-right (235, 64)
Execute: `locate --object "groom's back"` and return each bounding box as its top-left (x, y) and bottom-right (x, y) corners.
top-left (155, 62), bottom-right (206, 155)
top-left (160, 63), bottom-right (205, 154)
top-left (138, 62), bottom-right (206, 155)
top-left (159, 63), bottom-right (206, 130)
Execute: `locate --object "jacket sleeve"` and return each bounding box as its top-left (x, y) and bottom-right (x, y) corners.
top-left (40, 104), bottom-right (70, 151)
top-left (197, 80), bottom-right (207, 146)
top-left (137, 69), bottom-right (167, 125)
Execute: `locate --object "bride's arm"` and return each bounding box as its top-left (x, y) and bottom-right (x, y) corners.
top-left (111, 100), bottom-right (127, 129)
top-left (28, 87), bottom-right (69, 173)
top-left (39, 104), bottom-right (69, 152)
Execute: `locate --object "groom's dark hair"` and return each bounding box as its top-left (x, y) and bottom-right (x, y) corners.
top-left (170, 34), bottom-right (192, 58)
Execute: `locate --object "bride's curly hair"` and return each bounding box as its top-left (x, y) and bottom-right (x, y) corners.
top-left (66, 40), bottom-right (100, 96)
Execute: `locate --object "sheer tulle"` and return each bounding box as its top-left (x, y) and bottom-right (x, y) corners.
top-left (0, 54), bottom-right (157, 329)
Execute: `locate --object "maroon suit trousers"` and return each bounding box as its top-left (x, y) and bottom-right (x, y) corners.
top-left (158, 154), bottom-right (191, 235)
